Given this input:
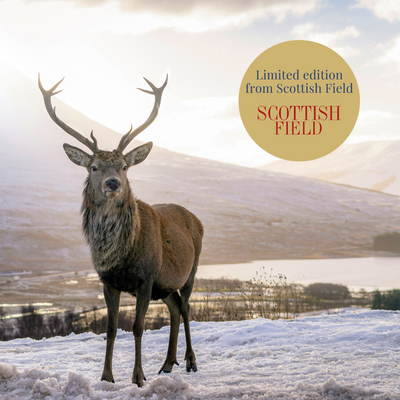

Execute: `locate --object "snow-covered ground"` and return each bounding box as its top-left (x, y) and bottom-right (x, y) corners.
top-left (1, 310), bottom-right (400, 399)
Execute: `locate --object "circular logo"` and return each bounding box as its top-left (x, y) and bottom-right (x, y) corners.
top-left (239, 40), bottom-right (360, 161)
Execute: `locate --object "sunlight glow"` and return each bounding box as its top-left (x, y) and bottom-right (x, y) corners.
top-left (0, 0), bottom-right (398, 166)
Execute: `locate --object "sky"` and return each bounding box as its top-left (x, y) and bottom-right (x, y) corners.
top-left (0, 0), bottom-right (399, 167)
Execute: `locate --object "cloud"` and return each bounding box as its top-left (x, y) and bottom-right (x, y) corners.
top-left (375, 36), bottom-right (400, 74)
top-left (357, 110), bottom-right (399, 124)
top-left (290, 23), bottom-right (360, 58)
top-left (20, 0), bottom-right (323, 31)
top-left (350, 109), bottom-right (400, 142)
top-left (22, 0), bottom-right (317, 14)
top-left (353, 0), bottom-right (400, 22)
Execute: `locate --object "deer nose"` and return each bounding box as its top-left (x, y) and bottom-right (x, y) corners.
top-left (106, 179), bottom-right (120, 191)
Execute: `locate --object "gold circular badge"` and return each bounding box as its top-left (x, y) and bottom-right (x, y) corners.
top-left (239, 41), bottom-right (360, 161)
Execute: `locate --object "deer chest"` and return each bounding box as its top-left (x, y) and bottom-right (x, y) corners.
top-left (98, 264), bottom-right (145, 294)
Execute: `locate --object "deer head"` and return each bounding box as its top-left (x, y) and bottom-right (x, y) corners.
top-left (39, 75), bottom-right (167, 203)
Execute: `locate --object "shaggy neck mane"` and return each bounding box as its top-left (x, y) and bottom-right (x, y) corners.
top-left (81, 177), bottom-right (139, 272)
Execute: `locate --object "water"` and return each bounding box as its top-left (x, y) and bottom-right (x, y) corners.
top-left (197, 257), bottom-right (400, 292)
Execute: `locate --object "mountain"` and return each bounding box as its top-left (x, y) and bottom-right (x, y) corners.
top-left (1, 61), bottom-right (400, 308)
top-left (260, 140), bottom-right (400, 196)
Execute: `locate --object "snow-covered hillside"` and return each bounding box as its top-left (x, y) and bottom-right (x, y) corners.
top-left (261, 140), bottom-right (400, 196)
top-left (1, 310), bottom-right (399, 399)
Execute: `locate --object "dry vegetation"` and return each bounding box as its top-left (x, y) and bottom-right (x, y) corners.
top-left (0, 271), bottom-right (372, 341)
top-left (189, 270), bottom-right (367, 322)
top-left (373, 231), bottom-right (400, 253)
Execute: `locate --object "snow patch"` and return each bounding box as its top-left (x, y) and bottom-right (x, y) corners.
top-left (62, 372), bottom-right (92, 398)
top-left (1, 311), bottom-right (400, 399)
top-left (0, 363), bottom-right (19, 380)
top-left (32, 377), bottom-right (60, 399)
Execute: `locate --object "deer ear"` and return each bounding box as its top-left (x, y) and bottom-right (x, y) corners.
top-left (63, 144), bottom-right (92, 167)
top-left (125, 142), bottom-right (153, 167)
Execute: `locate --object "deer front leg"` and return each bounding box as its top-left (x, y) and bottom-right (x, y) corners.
top-left (132, 282), bottom-right (152, 387)
top-left (101, 282), bottom-right (121, 383)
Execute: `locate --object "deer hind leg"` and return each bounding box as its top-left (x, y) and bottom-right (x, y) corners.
top-left (179, 263), bottom-right (198, 372)
top-left (159, 292), bottom-right (182, 374)
top-left (101, 282), bottom-right (121, 383)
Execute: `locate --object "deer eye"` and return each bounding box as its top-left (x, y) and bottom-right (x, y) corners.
top-left (91, 166), bottom-right (98, 172)
top-left (123, 165), bottom-right (128, 171)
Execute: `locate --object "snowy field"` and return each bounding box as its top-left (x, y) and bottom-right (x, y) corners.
top-left (1, 310), bottom-right (400, 399)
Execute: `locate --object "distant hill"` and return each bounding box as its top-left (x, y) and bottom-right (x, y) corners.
top-left (1, 60), bottom-right (400, 268)
top-left (1, 60), bottom-right (400, 303)
top-left (260, 140), bottom-right (400, 196)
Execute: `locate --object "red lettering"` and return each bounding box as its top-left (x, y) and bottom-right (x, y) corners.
top-left (268, 106), bottom-right (278, 121)
top-left (257, 105), bottom-right (267, 121)
top-left (313, 121), bottom-right (322, 135)
top-left (330, 106), bottom-right (340, 121)
top-left (279, 106), bottom-right (289, 121)
top-left (275, 121), bottom-right (284, 135)
top-left (292, 121), bottom-right (300, 135)
top-left (302, 121), bottom-right (311, 135)
top-left (319, 106), bottom-right (327, 121)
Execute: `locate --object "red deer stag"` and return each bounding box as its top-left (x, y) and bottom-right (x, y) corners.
top-left (38, 75), bottom-right (203, 387)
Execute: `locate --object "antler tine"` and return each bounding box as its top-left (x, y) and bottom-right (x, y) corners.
top-left (38, 74), bottom-right (100, 153)
top-left (118, 125), bottom-right (133, 147)
top-left (116, 74), bottom-right (168, 153)
top-left (90, 130), bottom-right (98, 149)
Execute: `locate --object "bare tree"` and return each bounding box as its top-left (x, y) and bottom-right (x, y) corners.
top-left (17, 305), bottom-right (46, 339)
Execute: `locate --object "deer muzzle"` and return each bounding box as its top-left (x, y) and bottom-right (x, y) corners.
top-left (104, 178), bottom-right (122, 198)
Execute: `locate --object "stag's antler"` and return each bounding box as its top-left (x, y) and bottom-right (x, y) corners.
top-left (38, 74), bottom-right (100, 153)
top-left (116, 75), bottom-right (168, 153)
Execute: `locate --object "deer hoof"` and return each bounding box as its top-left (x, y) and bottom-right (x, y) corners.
top-left (101, 372), bottom-right (115, 383)
top-left (158, 359), bottom-right (179, 374)
top-left (185, 352), bottom-right (197, 372)
top-left (132, 369), bottom-right (146, 387)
